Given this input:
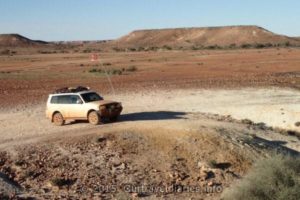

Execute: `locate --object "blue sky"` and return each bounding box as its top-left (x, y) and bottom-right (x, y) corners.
top-left (0, 0), bottom-right (299, 41)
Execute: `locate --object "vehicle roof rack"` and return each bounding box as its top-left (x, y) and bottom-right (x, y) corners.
top-left (54, 86), bottom-right (90, 94)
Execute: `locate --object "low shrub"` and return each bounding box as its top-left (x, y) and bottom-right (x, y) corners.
top-left (205, 45), bottom-right (221, 50)
top-left (255, 43), bottom-right (266, 49)
top-left (162, 45), bottom-right (172, 50)
top-left (89, 66), bottom-right (137, 75)
top-left (241, 44), bottom-right (252, 49)
top-left (51, 178), bottom-right (76, 187)
top-left (222, 154), bottom-right (300, 200)
top-left (285, 41), bottom-right (291, 47)
top-left (111, 69), bottom-right (122, 75)
top-left (88, 68), bottom-right (98, 73)
top-left (126, 66), bottom-right (137, 72)
top-left (208, 160), bottom-right (218, 168)
top-left (103, 62), bottom-right (112, 66)
top-left (82, 49), bottom-right (91, 53)
top-left (0, 71), bottom-right (11, 74)
top-left (1, 49), bottom-right (11, 55)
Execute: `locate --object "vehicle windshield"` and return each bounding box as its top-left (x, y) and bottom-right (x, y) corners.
top-left (80, 92), bottom-right (103, 103)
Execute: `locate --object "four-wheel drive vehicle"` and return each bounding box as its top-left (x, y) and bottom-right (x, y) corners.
top-left (46, 87), bottom-right (122, 126)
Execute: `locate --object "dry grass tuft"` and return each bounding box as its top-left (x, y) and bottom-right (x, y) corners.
top-left (222, 154), bottom-right (300, 200)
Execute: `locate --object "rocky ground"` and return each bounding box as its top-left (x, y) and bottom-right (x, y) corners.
top-left (0, 119), bottom-right (284, 199)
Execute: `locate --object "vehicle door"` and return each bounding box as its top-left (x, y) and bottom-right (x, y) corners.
top-left (56, 95), bottom-right (73, 118)
top-left (67, 95), bottom-right (86, 119)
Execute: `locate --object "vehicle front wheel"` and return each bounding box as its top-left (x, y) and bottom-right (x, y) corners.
top-left (88, 111), bottom-right (101, 125)
top-left (52, 112), bottom-right (65, 126)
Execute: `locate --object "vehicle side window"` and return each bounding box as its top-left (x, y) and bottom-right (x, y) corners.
top-left (50, 96), bottom-right (58, 104)
top-left (50, 95), bottom-right (81, 104)
top-left (70, 95), bottom-right (81, 104)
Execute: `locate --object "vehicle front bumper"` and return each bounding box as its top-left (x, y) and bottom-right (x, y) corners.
top-left (99, 106), bottom-right (123, 118)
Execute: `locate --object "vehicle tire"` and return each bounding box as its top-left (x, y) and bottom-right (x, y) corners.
top-left (88, 111), bottom-right (101, 125)
top-left (52, 112), bottom-right (65, 126)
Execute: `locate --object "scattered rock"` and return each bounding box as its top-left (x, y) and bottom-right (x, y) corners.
top-left (207, 181), bottom-right (214, 186)
top-left (97, 137), bottom-right (107, 143)
top-left (131, 192), bottom-right (139, 198)
top-left (199, 166), bottom-right (214, 181)
top-left (241, 119), bottom-right (253, 125)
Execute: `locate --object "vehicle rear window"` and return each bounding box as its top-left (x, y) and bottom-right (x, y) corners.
top-left (50, 95), bottom-right (80, 104)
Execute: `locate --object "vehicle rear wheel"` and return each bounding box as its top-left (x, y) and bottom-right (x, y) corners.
top-left (52, 112), bottom-right (65, 126)
top-left (88, 111), bottom-right (101, 125)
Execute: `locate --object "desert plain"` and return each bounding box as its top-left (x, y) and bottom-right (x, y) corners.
top-left (0, 40), bottom-right (300, 198)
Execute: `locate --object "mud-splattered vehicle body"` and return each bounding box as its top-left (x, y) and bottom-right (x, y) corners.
top-left (46, 87), bottom-right (122, 125)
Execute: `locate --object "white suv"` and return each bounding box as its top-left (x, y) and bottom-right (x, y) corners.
top-left (46, 88), bottom-right (122, 126)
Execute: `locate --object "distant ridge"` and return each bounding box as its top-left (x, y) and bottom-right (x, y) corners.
top-left (113, 25), bottom-right (300, 48)
top-left (1, 26), bottom-right (300, 50)
top-left (0, 34), bottom-right (48, 47)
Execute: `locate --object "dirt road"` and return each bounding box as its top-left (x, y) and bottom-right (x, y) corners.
top-left (0, 87), bottom-right (299, 151)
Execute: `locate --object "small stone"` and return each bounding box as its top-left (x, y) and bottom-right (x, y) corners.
top-left (131, 193), bottom-right (138, 198)
top-left (119, 162), bottom-right (126, 170)
top-left (197, 161), bottom-right (205, 168)
top-left (199, 166), bottom-right (211, 181)
top-left (207, 181), bottom-right (214, 186)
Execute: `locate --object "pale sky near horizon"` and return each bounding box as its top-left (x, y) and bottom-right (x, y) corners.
top-left (0, 0), bottom-right (299, 41)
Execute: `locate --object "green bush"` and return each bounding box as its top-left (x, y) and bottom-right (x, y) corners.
top-left (208, 159), bottom-right (218, 168)
top-left (1, 49), bottom-right (11, 55)
top-left (103, 62), bottom-right (112, 66)
top-left (83, 49), bottom-right (91, 53)
top-left (88, 68), bottom-right (98, 73)
top-left (192, 46), bottom-right (203, 50)
top-left (89, 66), bottom-right (137, 75)
top-left (222, 154), bottom-right (300, 200)
top-left (148, 46), bottom-right (159, 51)
top-left (205, 45), bottom-right (222, 50)
top-left (265, 43), bottom-right (273, 48)
top-left (128, 47), bottom-right (136, 52)
top-left (254, 43), bottom-right (273, 49)
top-left (111, 69), bottom-right (122, 75)
top-left (285, 41), bottom-right (291, 47)
top-left (241, 44), bottom-right (253, 49)
top-left (162, 45), bottom-right (172, 50)
top-left (0, 71), bottom-right (11, 74)
top-left (137, 46), bottom-right (145, 51)
top-left (255, 43), bottom-right (266, 49)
